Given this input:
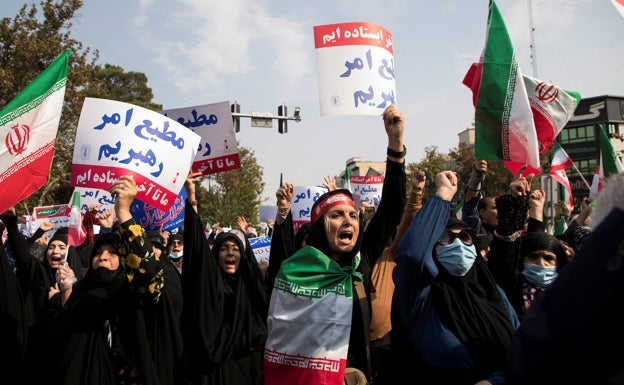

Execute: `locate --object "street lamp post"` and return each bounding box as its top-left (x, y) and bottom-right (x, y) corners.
top-left (230, 101), bottom-right (301, 134)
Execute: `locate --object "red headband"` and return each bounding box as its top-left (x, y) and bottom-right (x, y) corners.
top-left (311, 193), bottom-right (356, 223)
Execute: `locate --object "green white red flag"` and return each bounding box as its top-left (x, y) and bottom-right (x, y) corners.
top-left (343, 166), bottom-right (352, 192)
top-left (611, 0), bottom-right (624, 19)
top-left (549, 143), bottom-right (575, 211)
top-left (589, 127), bottom-right (624, 198)
top-left (0, 49), bottom-right (71, 214)
top-left (264, 246), bottom-right (360, 385)
top-left (463, 1), bottom-right (580, 177)
top-left (463, 0), bottom-right (540, 172)
top-left (554, 216), bottom-right (568, 236)
top-left (67, 190), bottom-right (86, 247)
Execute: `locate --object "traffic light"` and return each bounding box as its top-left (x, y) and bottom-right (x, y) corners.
top-left (278, 104), bottom-right (287, 134)
top-left (231, 102), bottom-right (240, 132)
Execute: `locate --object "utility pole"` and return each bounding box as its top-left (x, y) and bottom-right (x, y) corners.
top-left (230, 101), bottom-right (302, 134)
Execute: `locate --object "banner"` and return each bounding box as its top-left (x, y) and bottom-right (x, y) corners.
top-left (130, 188), bottom-right (186, 232)
top-left (350, 175), bottom-right (384, 208)
top-left (314, 22), bottom-right (396, 116)
top-left (249, 235), bottom-right (271, 265)
top-left (161, 101), bottom-right (241, 175)
top-left (70, 98), bottom-right (200, 212)
top-left (292, 185), bottom-right (328, 232)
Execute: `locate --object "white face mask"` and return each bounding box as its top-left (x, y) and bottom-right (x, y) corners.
top-left (522, 263), bottom-right (558, 287)
top-left (168, 251), bottom-right (183, 260)
top-left (436, 239), bottom-right (477, 276)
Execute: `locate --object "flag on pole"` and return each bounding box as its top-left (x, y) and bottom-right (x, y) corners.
top-left (0, 49), bottom-right (71, 214)
top-left (598, 126), bottom-right (624, 177)
top-left (67, 190), bottom-right (86, 247)
top-left (549, 143), bottom-right (575, 212)
top-left (343, 166), bottom-right (352, 192)
top-left (455, 200), bottom-right (464, 221)
top-left (589, 165), bottom-right (601, 200)
top-left (462, 0), bottom-right (540, 173)
top-left (589, 127), bottom-right (624, 198)
top-left (524, 75), bottom-right (581, 155)
top-left (611, 0), bottom-right (624, 19)
top-left (554, 216), bottom-right (568, 236)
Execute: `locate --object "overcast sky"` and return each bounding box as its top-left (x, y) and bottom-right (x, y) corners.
top-left (3, 0), bottom-right (623, 203)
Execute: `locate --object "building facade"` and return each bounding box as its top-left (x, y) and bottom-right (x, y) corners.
top-left (560, 95), bottom-right (624, 207)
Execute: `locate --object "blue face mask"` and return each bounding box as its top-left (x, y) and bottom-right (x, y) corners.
top-left (522, 263), bottom-right (558, 287)
top-left (436, 239), bottom-right (477, 276)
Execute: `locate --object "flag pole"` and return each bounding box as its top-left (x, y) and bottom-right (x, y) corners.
top-left (527, 0), bottom-right (539, 78)
top-left (570, 163), bottom-right (591, 190)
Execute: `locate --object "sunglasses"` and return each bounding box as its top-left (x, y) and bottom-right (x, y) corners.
top-left (437, 229), bottom-right (473, 246)
top-left (171, 240), bottom-right (184, 246)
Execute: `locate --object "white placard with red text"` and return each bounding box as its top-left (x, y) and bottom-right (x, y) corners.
top-left (314, 22), bottom-right (396, 116)
top-left (161, 101), bottom-right (241, 176)
top-left (351, 175), bottom-right (384, 208)
top-left (70, 98), bottom-right (200, 212)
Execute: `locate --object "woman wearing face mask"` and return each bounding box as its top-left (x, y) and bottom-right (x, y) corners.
top-left (392, 170), bottom-right (519, 385)
top-left (486, 170), bottom-right (568, 321)
top-left (516, 232), bottom-right (568, 314)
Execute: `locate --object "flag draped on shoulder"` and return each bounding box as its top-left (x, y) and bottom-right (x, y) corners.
top-left (264, 246), bottom-right (360, 385)
top-left (590, 126), bottom-right (624, 198)
top-left (0, 49), bottom-right (71, 214)
top-left (549, 143), bottom-right (575, 212)
top-left (462, 1), bottom-right (580, 177)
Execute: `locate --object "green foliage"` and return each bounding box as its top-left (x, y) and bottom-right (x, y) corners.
top-left (196, 145), bottom-right (265, 229)
top-left (86, 64), bottom-right (162, 111)
top-left (0, 1), bottom-right (266, 224)
top-left (1, 0), bottom-right (99, 214)
top-left (408, 143), bottom-right (517, 208)
top-left (407, 146), bottom-right (447, 199)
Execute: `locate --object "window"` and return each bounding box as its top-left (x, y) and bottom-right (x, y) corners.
top-left (560, 125), bottom-right (596, 144)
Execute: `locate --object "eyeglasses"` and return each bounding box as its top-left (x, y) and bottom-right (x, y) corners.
top-left (437, 229), bottom-right (473, 246)
top-left (171, 240), bottom-right (184, 246)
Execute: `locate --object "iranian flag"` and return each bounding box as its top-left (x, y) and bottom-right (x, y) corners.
top-left (549, 143), bottom-right (575, 212)
top-left (554, 216), bottom-right (568, 236)
top-left (589, 127), bottom-right (624, 198)
top-left (462, 0), bottom-right (540, 172)
top-left (264, 246), bottom-right (358, 385)
top-left (343, 166), bottom-right (352, 192)
top-left (67, 190), bottom-right (86, 247)
top-left (463, 1), bottom-right (581, 177)
top-left (611, 0), bottom-right (624, 19)
top-left (0, 49), bottom-right (71, 214)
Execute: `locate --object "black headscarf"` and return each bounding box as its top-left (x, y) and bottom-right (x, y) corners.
top-left (431, 219), bottom-right (515, 379)
top-left (520, 231), bottom-right (569, 271)
top-left (182, 202), bottom-right (267, 385)
top-left (26, 226), bottom-right (164, 385)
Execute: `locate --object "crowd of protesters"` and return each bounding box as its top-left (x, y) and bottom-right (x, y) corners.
top-left (2, 105), bottom-right (624, 385)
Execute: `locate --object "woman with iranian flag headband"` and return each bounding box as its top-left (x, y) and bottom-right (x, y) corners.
top-left (264, 104), bottom-right (407, 385)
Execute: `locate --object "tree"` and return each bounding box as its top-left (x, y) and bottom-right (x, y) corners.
top-left (1, 1), bottom-right (267, 227)
top-left (408, 144), bottom-right (518, 213)
top-left (198, 145), bottom-right (265, 229)
top-left (86, 64), bottom-right (162, 111)
top-left (1, 0), bottom-right (99, 214)
top-left (450, 142), bottom-right (515, 201)
top-left (407, 146), bottom-right (448, 200)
